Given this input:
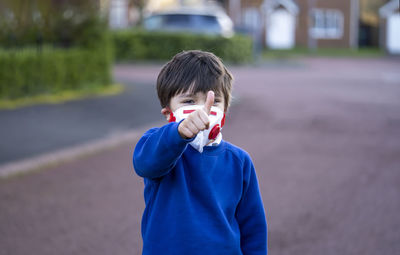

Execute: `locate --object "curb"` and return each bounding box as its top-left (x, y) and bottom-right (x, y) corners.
top-left (0, 122), bottom-right (163, 179)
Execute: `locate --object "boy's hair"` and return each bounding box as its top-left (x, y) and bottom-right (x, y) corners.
top-left (157, 50), bottom-right (233, 111)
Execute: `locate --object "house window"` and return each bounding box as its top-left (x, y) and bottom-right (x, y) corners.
top-left (310, 9), bottom-right (343, 39)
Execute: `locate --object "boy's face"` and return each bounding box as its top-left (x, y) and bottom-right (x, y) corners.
top-left (161, 91), bottom-right (225, 120)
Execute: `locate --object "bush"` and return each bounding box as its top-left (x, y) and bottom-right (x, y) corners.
top-left (0, 1), bottom-right (113, 100)
top-left (112, 30), bottom-right (253, 63)
top-left (0, 0), bottom-right (105, 50)
top-left (0, 47), bottom-right (112, 99)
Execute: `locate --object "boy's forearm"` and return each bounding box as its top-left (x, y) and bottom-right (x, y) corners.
top-left (133, 122), bottom-right (192, 179)
top-left (237, 160), bottom-right (268, 255)
top-left (240, 215), bottom-right (268, 255)
top-left (239, 202), bottom-right (268, 255)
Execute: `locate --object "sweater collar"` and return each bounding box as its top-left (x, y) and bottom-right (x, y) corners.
top-left (187, 140), bottom-right (226, 155)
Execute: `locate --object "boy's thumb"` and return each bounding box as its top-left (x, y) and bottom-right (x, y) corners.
top-left (204, 91), bottom-right (214, 115)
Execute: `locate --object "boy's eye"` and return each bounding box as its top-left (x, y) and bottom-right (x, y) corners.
top-left (183, 100), bottom-right (195, 104)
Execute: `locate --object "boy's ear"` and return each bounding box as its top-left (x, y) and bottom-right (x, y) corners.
top-left (161, 107), bottom-right (171, 121)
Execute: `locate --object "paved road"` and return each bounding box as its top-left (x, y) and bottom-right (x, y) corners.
top-left (1, 58), bottom-right (400, 255)
top-left (0, 79), bottom-right (163, 165)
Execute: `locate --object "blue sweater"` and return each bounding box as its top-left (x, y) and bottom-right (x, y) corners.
top-left (133, 122), bottom-right (267, 255)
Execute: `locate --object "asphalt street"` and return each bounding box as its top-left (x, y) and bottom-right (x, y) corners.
top-left (1, 57), bottom-right (400, 255)
top-left (0, 78), bottom-right (162, 165)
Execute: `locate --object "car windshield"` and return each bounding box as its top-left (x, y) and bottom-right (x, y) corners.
top-left (164, 14), bottom-right (191, 26)
top-left (145, 14), bottom-right (222, 34)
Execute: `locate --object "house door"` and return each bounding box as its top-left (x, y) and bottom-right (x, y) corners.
top-left (266, 9), bottom-right (296, 49)
top-left (387, 13), bottom-right (400, 54)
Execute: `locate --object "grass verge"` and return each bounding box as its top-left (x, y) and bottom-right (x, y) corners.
top-left (0, 83), bottom-right (125, 110)
top-left (262, 47), bottom-right (385, 59)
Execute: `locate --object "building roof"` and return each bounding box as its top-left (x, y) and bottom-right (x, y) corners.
top-left (263, 0), bottom-right (299, 15)
top-left (379, 0), bottom-right (399, 18)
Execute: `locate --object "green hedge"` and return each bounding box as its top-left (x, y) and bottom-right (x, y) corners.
top-left (0, 1), bottom-right (113, 101)
top-left (0, 0), bottom-right (105, 50)
top-left (0, 47), bottom-right (112, 99)
top-left (112, 30), bottom-right (253, 63)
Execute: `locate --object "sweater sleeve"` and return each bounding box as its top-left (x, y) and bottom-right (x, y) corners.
top-left (133, 121), bottom-right (193, 179)
top-left (236, 155), bottom-right (268, 255)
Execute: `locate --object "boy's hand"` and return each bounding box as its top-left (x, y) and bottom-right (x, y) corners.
top-left (178, 91), bottom-right (214, 139)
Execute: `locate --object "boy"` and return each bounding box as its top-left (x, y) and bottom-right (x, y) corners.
top-left (133, 50), bottom-right (267, 255)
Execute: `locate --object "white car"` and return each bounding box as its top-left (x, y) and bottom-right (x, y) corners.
top-left (143, 7), bottom-right (234, 38)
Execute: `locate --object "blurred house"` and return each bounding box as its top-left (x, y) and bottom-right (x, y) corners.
top-left (102, 0), bottom-right (399, 53)
top-left (379, 0), bottom-right (400, 54)
top-left (105, 0), bottom-right (400, 52)
top-left (229, 0), bottom-right (359, 49)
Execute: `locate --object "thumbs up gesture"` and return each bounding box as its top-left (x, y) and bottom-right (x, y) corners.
top-left (178, 91), bottom-right (214, 139)
top-left (203, 91), bottom-right (214, 115)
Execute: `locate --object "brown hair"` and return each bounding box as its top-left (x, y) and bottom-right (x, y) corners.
top-left (156, 50), bottom-right (233, 110)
